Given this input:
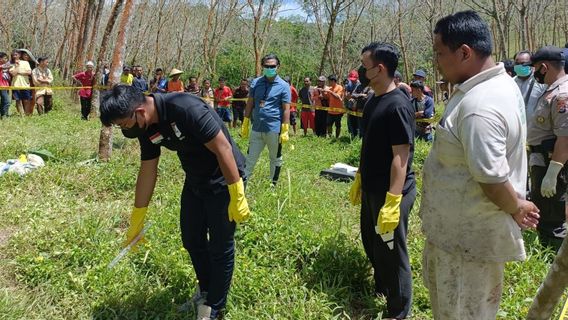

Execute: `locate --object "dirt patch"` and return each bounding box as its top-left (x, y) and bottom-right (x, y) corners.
top-left (0, 227), bottom-right (15, 248)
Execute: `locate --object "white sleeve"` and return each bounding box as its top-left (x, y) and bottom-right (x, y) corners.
top-left (458, 113), bottom-right (510, 184)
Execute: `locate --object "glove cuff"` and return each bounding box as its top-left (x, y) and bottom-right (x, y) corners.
top-left (132, 206), bottom-right (148, 217)
top-left (228, 178), bottom-right (244, 195)
top-left (281, 123), bottom-right (289, 130)
top-left (547, 160), bottom-right (564, 176)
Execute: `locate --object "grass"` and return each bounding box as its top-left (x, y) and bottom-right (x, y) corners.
top-left (0, 96), bottom-right (566, 319)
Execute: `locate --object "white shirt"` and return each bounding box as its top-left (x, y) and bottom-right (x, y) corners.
top-left (420, 64), bottom-right (527, 262)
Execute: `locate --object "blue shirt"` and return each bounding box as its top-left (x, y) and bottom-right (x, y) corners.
top-left (133, 76), bottom-right (148, 92)
top-left (249, 75), bottom-right (291, 133)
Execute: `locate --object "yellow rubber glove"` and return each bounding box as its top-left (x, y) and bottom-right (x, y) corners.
top-left (279, 123), bottom-right (290, 143)
top-left (227, 178), bottom-right (251, 223)
top-left (241, 117), bottom-right (250, 139)
top-left (349, 172), bottom-right (362, 205)
top-left (376, 192), bottom-right (402, 234)
top-left (123, 207), bottom-right (147, 249)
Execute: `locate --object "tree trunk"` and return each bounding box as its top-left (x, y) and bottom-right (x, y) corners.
top-left (397, 0), bottom-right (410, 81)
top-left (86, 0), bottom-right (106, 61)
top-left (318, 1), bottom-right (341, 76)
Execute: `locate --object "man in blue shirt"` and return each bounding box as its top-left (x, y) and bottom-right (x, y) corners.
top-left (241, 53), bottom-right (291, 186)
top-left (132, 65), bottom-right (148, 93)
top-left (410, 80), bottom-right (435, 141)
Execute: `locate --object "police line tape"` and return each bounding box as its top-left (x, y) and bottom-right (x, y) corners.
top-left (0, 85), bottom-right (437, 123)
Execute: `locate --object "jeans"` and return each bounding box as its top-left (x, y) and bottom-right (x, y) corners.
top-left (0, 89), bottom-right (10, 117)
top-left (347, 114), bottom-right (360, 138)
top-left (245, 130), bottom-right (283, 184)
top-left (80, 97), bottom-right (92, 119)
top-left (361, 186), bottom-right (416, 319)
top-left (180, 182), bottom-right (235, 313)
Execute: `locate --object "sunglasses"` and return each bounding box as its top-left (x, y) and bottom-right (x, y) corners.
top-left (263, 65), bottom-right (278, 69)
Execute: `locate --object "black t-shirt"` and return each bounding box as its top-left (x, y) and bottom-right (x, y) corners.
top-left (137, 93), bottom-right (246, 188)
top-left (232, 87), bottom-right (248, 109)
top-left (360, 88), bottom-right (415, 193)
top-left (299, 86), bottom-right (311, 106)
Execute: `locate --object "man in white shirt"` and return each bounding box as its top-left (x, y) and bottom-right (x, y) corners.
top-left (420, 11), bottom-right (540, 320)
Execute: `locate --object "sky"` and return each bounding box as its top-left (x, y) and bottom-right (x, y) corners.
top-left (277, 0), bottom-right (308, 19)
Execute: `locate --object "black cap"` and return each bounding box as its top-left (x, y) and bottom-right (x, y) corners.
top-left (524, 46), bottom-right (565, 66)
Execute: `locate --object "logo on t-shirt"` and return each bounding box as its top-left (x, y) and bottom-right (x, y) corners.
top-left (557, 98), bottom-right (567, 113)
top-left (171, 122), bottom-right (185, 140)
top-left (150, 132), bottom-right (164, 144)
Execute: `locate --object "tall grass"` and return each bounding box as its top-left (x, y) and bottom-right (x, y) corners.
top-left (0, 98), bottom-right (564, 319)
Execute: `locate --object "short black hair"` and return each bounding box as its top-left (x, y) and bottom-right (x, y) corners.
top-left (219, 77), bottom-right (226, 82)
top-left (155, 68), bottom-right (163, 73)
top-left (361, 42), bottom-right (399, 78)
top-left (502, 59), bottom-right (515, 75)
top-left (434, 10), bottom-right (493, 58)
top-left (394, 71), bottom-right (403, 80)
top-left (241, 78), bottom-right (249, 82)
top-left (410, 80), bottom-right (425, 90)
top-left (328, 74), bottom-right (338, 81)
top-left (261, 53), bottom-right (280, 66)
top-left (0, 52), bottom-right (7, 59)
top-left (37, 56), bottom-right (48, 63)
top-left (189, 76), bottom-right (197, 81)
top-left (547, 60), bottom-right (565, 70)
top-left (100, 85), bottom-right (146, 126)
top-left (514, 50), bottom-right (532, 60)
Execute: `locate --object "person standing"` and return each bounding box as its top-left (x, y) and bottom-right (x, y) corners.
top-left (9, 50), bottom-right (32, 116)
top-left (0, 52), bottom-right (11, 119)
top-left (99, 85), bottom-right (250, 320)
top-left (120, 66), bottom-right (134, 85)
top-left (167, 69), bottom-right (185, 93)
top-left (349, 42), bottom-right (416, 319)
top-left (299, 77), bottom-right (315, 135)
top-left (241, 53), bottom-right (291, 186)
top-left (526, 46), bottom-right (568, 252)
top-left (324, 74), bottom-right (344, 138)
top-left (32, 56), bottom-right (54, 114)
top-left (283, 76), bottom-right (298, 135)
top-left (149, 68), bottom-right (167, 93)
top-left (394, 70), bottom-right (411, 99)
top-left (419, 11), bottom-right (539, 319)
top-left (132, 65), bottom-right (148, 93)
top-left (231, 78), bottom-right (248, 128)
top-left (73, 61), bottom-right (96, 120)
top-left (186, 76), bottom-right (200, 95)
top-left (410, 80), bottom-right (435, 142)
top-left (214, 77), bottom-right (233, 127)
top-left (412, 69), bottom-right (433, 97)
top-left (200, 79), bottom-right (215, 109)
top-left (312, 75), bottom-right (329, 137)
top-left (513, 51), bottom-right (548, 122)
top-left (345, 70), bottom-right (361, 138)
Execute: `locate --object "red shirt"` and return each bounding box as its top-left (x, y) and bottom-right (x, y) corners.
top-left (73, 71), bottom-right (94, 98)
top-left (214, 86), bottom-right (232, 107)
top-left (290, 85), bottom-right (298, 112)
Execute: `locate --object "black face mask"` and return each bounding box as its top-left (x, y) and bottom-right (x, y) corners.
top-left (121, 113), bottom-right (147, 139)
top-left (358, 65), bottom-right (370, 88)
top-left (534, 65), bottom-right (546, 84)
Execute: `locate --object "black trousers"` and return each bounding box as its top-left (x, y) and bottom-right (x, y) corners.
top-left (530, 163), bottom-right (567, 252)
top-left (80, 97), bottom-right (92, 119)
top-left (314, 109), bottom-right (327, 137)
top-left (361, 187), bottom-right (416, 319)
top-left (180, 181), bottom-right (236, 312)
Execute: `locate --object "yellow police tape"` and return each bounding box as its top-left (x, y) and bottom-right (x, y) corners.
top-left (1, 85), bottom-right (437, 122)
top-left (561, 296), bottom-right (568, 320)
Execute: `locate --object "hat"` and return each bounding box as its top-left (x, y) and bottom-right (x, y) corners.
top-left (413, 69), bottom-right (427, 78)
top-left (169, 68), bottom-right (183, 77)
top-left (85, 61), bottom-right (95, 67)
top-left (317, 75), bottom-right (326, 82)
top-left (348, 70), bottom-right (358, 81)
top-left (525, 46), bottom-right (565, 66)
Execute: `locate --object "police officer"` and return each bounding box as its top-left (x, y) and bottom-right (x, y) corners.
top-left (526, 46), bottom-right (568, 252)
top-left (99, 85), bottom-right (250, 320)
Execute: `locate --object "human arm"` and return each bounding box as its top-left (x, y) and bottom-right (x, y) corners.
top-left (389, 144), bottom-right (410, 195)
top-left (541, 136), bottom-right (568, 197)
top-left (479, 182), bottom-right (539, 228)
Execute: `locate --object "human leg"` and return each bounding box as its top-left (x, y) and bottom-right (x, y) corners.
top-left (266, 132), bottom-right (283, 185)
top-left (244, 130), bottom-right (266, 179)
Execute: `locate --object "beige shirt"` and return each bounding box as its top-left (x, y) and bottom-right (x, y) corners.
top-left (527, 75), bottom-right (568, 148)
top-left (10, 60), bottom-right (31, 88)
top-left (32, 67), bottom-right (53, 95)
top-left (420, 64), bottom-right (527, 262)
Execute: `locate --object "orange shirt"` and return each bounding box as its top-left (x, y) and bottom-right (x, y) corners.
top-left (325, 84), bottom-right (344, 115)
top-left (167, 79), bottom-right (184, 92)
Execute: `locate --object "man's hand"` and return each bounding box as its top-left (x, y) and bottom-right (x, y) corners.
top-left (241, 117), bottom-right (250, 138)
top-left (541, 160), bottom-right (564, 198)
top-left (376, 192), bottom-right (402, 234)
top-left (279, 123), bottom-right (289, 143)
top-left (511, 200), bottom-right (540, 229)
top-left (123, 207), bottom-right (148, 249)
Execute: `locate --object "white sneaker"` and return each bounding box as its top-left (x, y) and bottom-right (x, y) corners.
top-left (196, 304), bottom-right (212, 320)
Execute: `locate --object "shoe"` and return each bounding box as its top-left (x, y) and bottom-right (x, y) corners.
top-left (196, 304), bottom-right (215, 320)
top-left (178, 287), bottom-right (208, 312)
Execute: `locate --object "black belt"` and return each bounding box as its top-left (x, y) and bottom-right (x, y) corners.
top-left (529, 138), bottom-right (557, 154)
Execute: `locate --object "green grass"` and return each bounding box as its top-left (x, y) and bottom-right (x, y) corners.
top-left (0, 97), bottom-right (565, 319)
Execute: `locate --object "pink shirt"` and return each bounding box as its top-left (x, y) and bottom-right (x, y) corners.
top-left (73, 71), bottom-right (94, 98)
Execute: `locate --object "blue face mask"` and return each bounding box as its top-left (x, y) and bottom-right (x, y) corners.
top-left (513, 64), bottom-right (531, 77)
top-left (263, 67), bottom-right (277, 78)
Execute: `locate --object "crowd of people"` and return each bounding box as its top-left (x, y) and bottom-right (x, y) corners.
top-left (0, 49), bottom-right (54, 118)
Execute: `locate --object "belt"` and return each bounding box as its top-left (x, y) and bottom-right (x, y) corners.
top-left (529, 145), bottom-right (551, 154)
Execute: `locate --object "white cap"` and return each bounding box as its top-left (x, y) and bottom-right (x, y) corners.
top-left (85, 61), bottom-right (95, 67)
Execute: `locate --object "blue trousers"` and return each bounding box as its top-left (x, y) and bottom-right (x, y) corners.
top-left (0, 89), bottom-right (10, 117)
top-left (180, 182), bottom-right (235, 312)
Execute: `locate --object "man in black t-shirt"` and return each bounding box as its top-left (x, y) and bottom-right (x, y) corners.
top-left (232, 78), bottom-right (248, 128)
top-left (99, 86), bottom-right (250, 320)
top-left (349, 42), bottom-right (416, 320)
